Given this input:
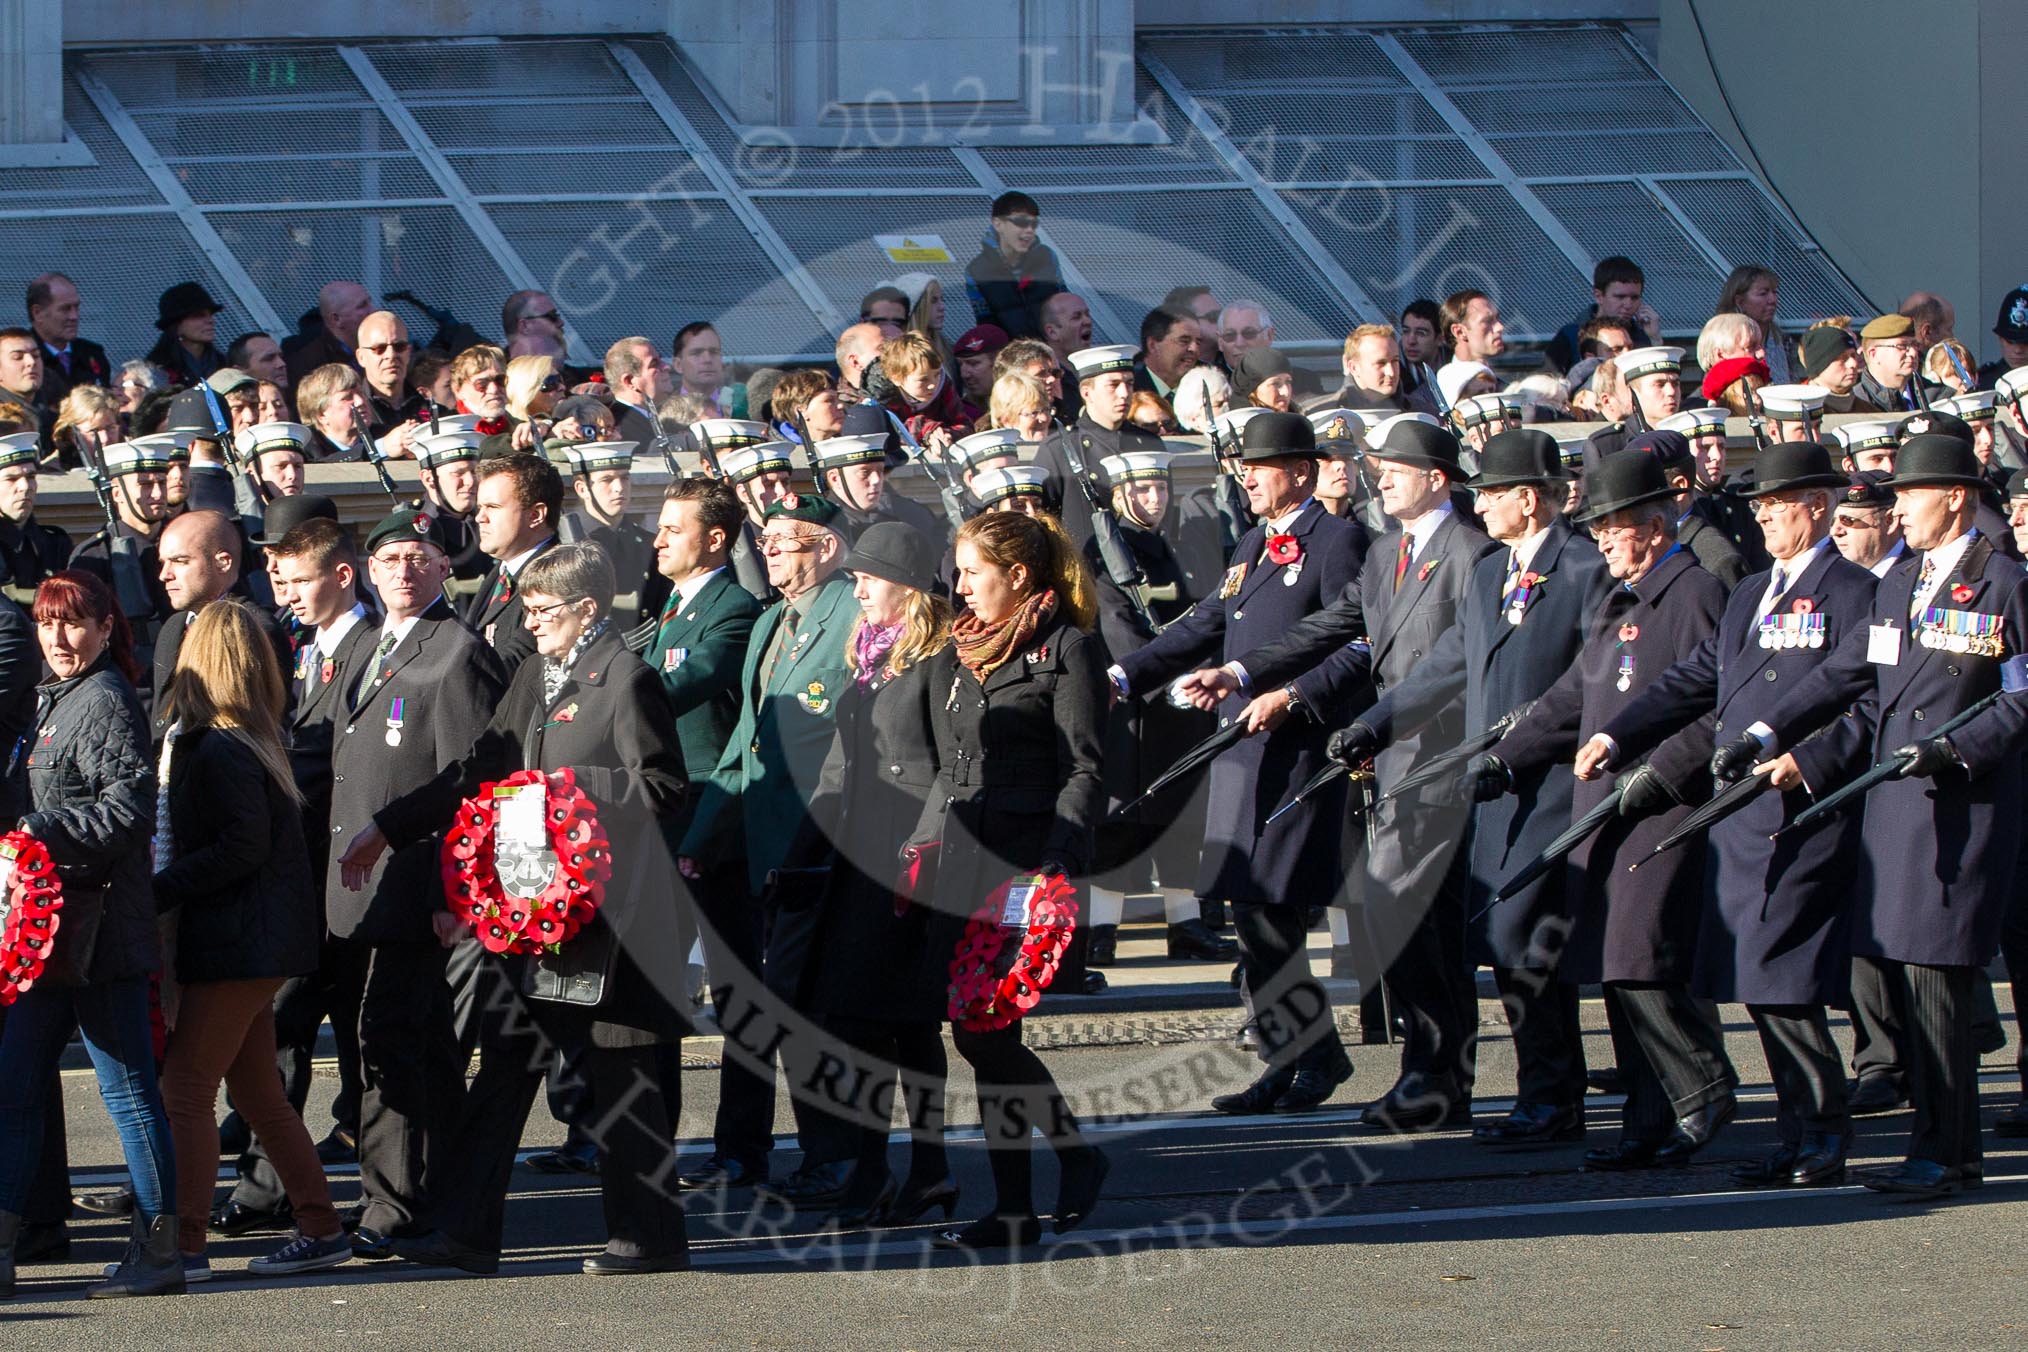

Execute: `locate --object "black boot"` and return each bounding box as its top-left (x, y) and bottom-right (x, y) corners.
top-left (1166, 918), bottom-right (1237, 961)
top-left (1197, 897), bottom-right (1229, 934)
top-left (0, 1209), bottom-right (19, 1299)
top-left (87, 1213), bottom-right (185, 1299)
top-left (1087, 925), bottom-right (1118, 967)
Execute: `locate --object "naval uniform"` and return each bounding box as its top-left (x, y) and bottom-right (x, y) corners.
top-left (0, 514), bottom-right (72, 609)
top-left (1033, 417), bottom-right (1166, 549)
top-left (558, 510), bottom-right (670, 637)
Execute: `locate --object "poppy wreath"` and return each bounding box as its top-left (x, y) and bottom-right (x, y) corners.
top-left (0, 831), bottom-right (63, 1006)
top-left (947, 872), bottom-right (1079, 1032)
top-left (439, 767), bottom-right (611, 955)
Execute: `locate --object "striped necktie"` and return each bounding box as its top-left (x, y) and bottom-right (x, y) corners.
top-left (1394, 535), bottom-right (1412, 590)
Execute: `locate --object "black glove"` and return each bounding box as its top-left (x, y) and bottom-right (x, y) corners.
top-left (1892, 736), bottom-right (1963, 781)
top-left (1616, 764), bottom-right (1677, 819)
top-left (1457, 753), bottom-right (1513, 803)
top-left (1709, 733), bottom-right (1763, 783)
top-left (1326, 721), bottom-right (1379, 768)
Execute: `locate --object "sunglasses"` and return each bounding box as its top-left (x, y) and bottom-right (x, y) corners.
top-left (361, 340), bottom-right (413, 356)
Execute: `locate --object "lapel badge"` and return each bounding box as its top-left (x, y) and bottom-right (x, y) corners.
top-left (1951, 584), bottom-right (1975, 605)
top-left (320, 658), bottom-right (336, 685)
top-left (1026, 645), bottom-right (1049, 664)
top-left (797, 680), bottom-right (831, 714)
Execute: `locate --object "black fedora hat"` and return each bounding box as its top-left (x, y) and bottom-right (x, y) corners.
top-left (251, 493), bottom-right (339, 546)
top-left (1236, 410), bottom-right (1317, 463)
top-left (156, 281), bottom-right (224, 331)
top-left (1467, 428), bottom-right (1566, 489)
top-left (1576, 450), bottom-right (1679, 524)
top-left (844, 520), bottom-right (939, 593)
top-left (1883, 433), bottom-right (1988, 489)
top-left (1740, 442), bottom-right (1849, 498)
top-left (1367, 417), bottom-right (1461, 474)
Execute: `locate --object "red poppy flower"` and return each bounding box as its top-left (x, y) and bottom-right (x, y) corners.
top-left (1791, 598), bottom-right (1814, 615)
top-left (1266, 534), bottom-right (1301, 566)
top-left (1519, 572), bottom-right (1543, 589)
top-left (1418, 561), bottom-right (1437, 581)
top-left (1618, 623), bottom-right (1639, 643)
top-left (1951, 584), bottom-right (1975, 604)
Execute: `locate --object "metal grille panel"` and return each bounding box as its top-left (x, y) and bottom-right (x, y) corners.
top-left (977, 69), bottom-right (1234, 186)
top-left (755, 195), bottom-right (983, 343)
top-left (0, 76), bottom-right (163, 210)
top-left (82, 47), bottom-right (367, 108)
top-left (132, 107), bottom-right (402, 161)
top-left (1529, 184), bottom-right (1725, 338)
top-left (1396, 27), bottom-right (1654, 87)
top-left (1658, 178), bottom-right (1873, 321)
top-left (365, 40), bottom-right (637, 98)
top-left (413, 101), bottom-right (681, 152)
top-left (1495, 131), bottom-right (1736, 179)
top-left (448, 151), bottom-right (710, 197)
top-left (174, 156), bottom-right (441, 205)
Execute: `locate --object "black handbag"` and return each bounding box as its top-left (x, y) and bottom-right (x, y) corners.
top-left (41, 882), bottom-right (107, 988)
top-left (522, 917), bottom-right (614, 1007)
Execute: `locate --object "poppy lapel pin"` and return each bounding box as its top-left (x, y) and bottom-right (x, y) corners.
top-left (1618, 623), bottom-right (1640, 643)
top-left (1951, 584), bottom-right (1975, 605)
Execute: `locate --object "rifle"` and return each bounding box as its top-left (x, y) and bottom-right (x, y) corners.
top-left (881, 409), bottom-right (971, 537)
top-left (786, 411), bottom-right (820, 479)
top-left (697, 424), bottom-right (724, 479)
top-left (199, 379), bottom-right (270, 508)
top-left (1744, 385), bottom-right (1773, 452)
top-left (1056, 426), bottom-right (1156, 633)
top-left (1775, 688), bottom-right (2006, 839)
top-left (75, 429), bottom-right (120, 552)
top-left (1205, 421), bottom-right (1251, 558)
top-left (354, 424), bottom-right (399, 500)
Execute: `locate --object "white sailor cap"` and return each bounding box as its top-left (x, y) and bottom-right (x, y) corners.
top-left (562, 440), bottom-right (638, 476)
top-left (1996, 367), bottom-right (2028, 406)
top-left (971, 464), bottom-right (1050, 505)
top-left (813, 433), bottom-right (890, 470)
top-left (0, 432), bottom-right (39, 469)
top-left (1617, 346), bottom-right (1685, 383)
top-left (415, 430), bottom-right (484, 468)
top-left (130, 431), bottom-right (191, 463)
top-left (1937, 391), bottom-right (1998, 424)
top-left (718, 441), bottom-right (797, 483)
top-left (951, 428), bottom-right (1026, 472)
top-left (430, 414), bottom-right (483, 436)
top-left (1453, 391), bottom-right (1522, 428)
top-left (1099, 450), bottom-right (1171, 483)
top-left (691, 418), bottom-right (771, 450)
top-left (1828, 419), bottom-right (1899, 454)
top-left (1755, 383), bottom-right (1829, 421)
top-left (1368, 411), bottom-right (1444, 447)
top-left (1068, 344), bottom-right (1138, 380)
top-left (1210, 406), bottom-right (1272, 443)
top-left (234, 421), bottom-right (312, 461)
top-left (101, 439), bottom-right (173, 475)
top-left (1658, 408), bottom-right (1728, 438)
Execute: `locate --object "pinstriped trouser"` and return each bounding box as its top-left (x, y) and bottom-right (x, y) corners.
top-left (1880, 959), bottom-right (1982, 1171)
top-left (1603, 982), bottom-right (1736, 1140)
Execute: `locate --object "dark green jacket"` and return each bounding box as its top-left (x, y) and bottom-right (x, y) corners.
top-left (646, 568), bottom-right (763, 779)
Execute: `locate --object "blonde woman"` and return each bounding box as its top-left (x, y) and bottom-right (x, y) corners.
top-left (49, 384), bottom-right (122, 469)
top-left (986, 369), bottom-right (1055, 443)
top-left (154, 599), bottom-right (345, 1282)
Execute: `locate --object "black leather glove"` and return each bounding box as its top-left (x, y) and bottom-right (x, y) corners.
top-left (1709, 733), bottom-right (1763, 783)
top-left (1457, 753), bottom-right (1513, 803)
top-left (1892, 736), bottom-right (1963, 781)
top-left (1616, 764), bottom-right (1677, 819)
top-left (1326, 721), bottom-right (1380, 768)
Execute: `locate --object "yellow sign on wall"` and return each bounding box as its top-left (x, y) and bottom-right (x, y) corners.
top-left (875, 234), bottom-right (952, 264)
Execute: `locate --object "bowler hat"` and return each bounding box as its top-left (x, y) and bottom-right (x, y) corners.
top-left (1367, 417), bottom-right (1462, 474)
top-left (1236, 410), bottom-right (1316, 463)
top-left (156, 281), bottom-right (223, 331)
top-left (1576, 450), bottom-right (1678, 524)
top-left (1882, 434), bottom-right (1988, 489)
top-left (1466, 429), bottom-right (1565, 489)
top-left (844, 521), bottom-right (939, 593)
top-left (1739, 442), bottom-right (1849, 497)
top-left (252, 494), bottom-right (340, 546)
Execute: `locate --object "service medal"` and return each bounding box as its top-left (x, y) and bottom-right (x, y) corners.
top-left (386, 695), bottom-right (405, 748)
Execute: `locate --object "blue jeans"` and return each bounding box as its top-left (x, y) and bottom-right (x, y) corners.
top-left (0, 976), bottom-right (174, 1221)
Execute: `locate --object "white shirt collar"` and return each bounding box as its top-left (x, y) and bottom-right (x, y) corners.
top-left (378, 613), bottom-right (424, 649)
top-left (1914, 528), bottom-right (1977, 609)
top-left (1401, 500), bottom-right (1455, 559)
top-left (1507, 521), bottom-right (1554, 575)
top-left (1760, 538), bottom-right (1831, 614)
top-left (316, 602), bottom-right (368, 656)
top-left (500, 539), bottom-right (553, 579)
top-left (1869, 539), bottom-right (1908, 579)
top-left (1266, 498), bottom-right (1315, 534)
top-left (672, 566), bottom-right (725, 614)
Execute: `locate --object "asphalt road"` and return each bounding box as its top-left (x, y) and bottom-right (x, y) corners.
top-left (6, 998), bottom-right (2027, 1349)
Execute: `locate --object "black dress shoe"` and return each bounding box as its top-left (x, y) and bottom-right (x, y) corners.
top-left (72, 1188), bottom-right (135, 1217)
top-left (316, 1127), bottom-right (359, 1165)
top-left (1166, 918), bottom-right (1238, 961)
top-left (1087, 925), bottom-right (1118, 967)
top-left (1358, 1074), bottom-right (1462, 1132)
top-left (211, 1199), bottom-right (293, 1236)
top-left (1212, 1069), bottom-right (1294, 1115)
top-left (391, 1230), bottom-right (500, 1274)
top-left (1079, 971), bottom-right (1108, 995)
top-left (582, 1248), bottom-right (689, 1276)
top-left (1848, 1075), bottom-right (1909, 1116)
top-left (878, 1176), bottom-right (959, 1227)
top-left (1788, 1130), bottom-right (1850, 1186)
top-left (525, 1141), bottom-right (600, 1175)
top-left (1054, 1145), bottom-right (1109, 1234)
top-left (1731, 1142), bottom-right (1803, 1186)
top-left (1274, 1049), bottom-right (1354, 1113)
top-left (1861, 1158), bottom-right (1964, 1198)
top-left (1586, 1067), bottom-right (1626, 1097)
top-left (759, 1159), bottom-right (854, 1207)
top-left (678, 1154), bottom-right (766, 1191)
top-left (1993, 1100), bottom-right (2028, 1138)
top-left (932, 1213), bottom-right (1042, 1251)
top-left (351, 1226), bottom-right (399, 1260)
top-left (1583, 1138), bottom-right (1664, 1171)
top-left (1473, 1101), bottom-right (1584, 1146)
top-left (821, 1175), bottom-right (898, 1232)
top-left (14, 1221), bottom-right (70, 1263)
top-left (1650, 1097), bottom-right (1736, 1167)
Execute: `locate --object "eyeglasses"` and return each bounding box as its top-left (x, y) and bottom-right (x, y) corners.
top-left (1221, 327), bottom-right (1266, 342)
top-left (1870, 342), bottom-right (1919, 355)
top-left (538, 375), bottom-right (566, 392)
top-left (361, 340), bottom-right (413, 356)
top-left (1749, 497), bottom-right (1807, 519)
top-left (761, 532), bottom-right (824, 553)
top-left (524, 597), bottom-right (589, 622)
top-left (372, 551), bottom-right (441, 573)
top-left (467, 374), bottom-right (503, 390)
top-left (1835, 511), bottom-right (1887, 527)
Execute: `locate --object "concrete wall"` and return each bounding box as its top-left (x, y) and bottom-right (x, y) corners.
top-left (1659, 0), bottom-right (2028, 362)
top-left (1, 0), bottom-right (64, 148)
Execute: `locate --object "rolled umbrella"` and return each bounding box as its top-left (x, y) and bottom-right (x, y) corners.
top-left (1627, 773), bottom-right (1765, 871)
top-left (1775, 688), bottom-right (2003, 839)
top-left (1377, 699), bottom-right (1536, 804)
top-left (1105, 717), bottom-right (1251, 822)
top-left (1471, 778), bottom-right (1627, 923)
top-left (1265, 758), bottom-right (1353, 827)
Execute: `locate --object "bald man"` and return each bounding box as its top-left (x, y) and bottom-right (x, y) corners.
top-left (355, 309), bottom-right (426, 449)
top-left (834, 322), bottom-right (885, 397)
top-left (286, 280), bottom-right (373, 388)
top-left (151, 509), bottom-right (294, 740)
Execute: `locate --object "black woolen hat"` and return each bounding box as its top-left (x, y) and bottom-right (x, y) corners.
top-left (844, 520), bottom-right (939, 593)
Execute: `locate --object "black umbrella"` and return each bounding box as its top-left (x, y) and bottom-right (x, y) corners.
top-left (1471, 779), bottom-right (1627, 923)
top-left (1627, 773), bottom-right (1764, 871)
top-left (1776, 688), bottom-right (2004, 839)
top-left (1264, 758), bottom-right (1363, 827)
top-left (1105, 718), bottom-right (1251, 823)
top-left (1377, 700), bottom-right (1536, 804)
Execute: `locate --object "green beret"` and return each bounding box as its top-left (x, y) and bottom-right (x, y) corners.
top-left (762, 491), bottom-right (843, 531)
top-left (363, 500), bottom-right (452, 556)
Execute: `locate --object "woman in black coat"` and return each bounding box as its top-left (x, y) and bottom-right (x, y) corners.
top-left (340, 541), bottom-right (692, 1276)
top-left (909, 511), bottom-right (1110, 1251)
top-left (0, 571), bottom-right (178, 1301)
top-left (777, 522), bottom-right (955, 1229)
top-left (153, 598), bottom-right (345, 1280)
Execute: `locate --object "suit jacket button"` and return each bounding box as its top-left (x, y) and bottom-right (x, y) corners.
top-left (1233, 610), bottom-right (1243, 620)
top-left (1947, 665), bottom-right (1961, 677)
top-left (1764, 670), bottom-right (1777, 681)
top-left (889, 764), bottom-right (902, 775)
top-left (1913, 709), bottom-right (1925, 721)
top-left (335, 774), bottom-right (344, 783)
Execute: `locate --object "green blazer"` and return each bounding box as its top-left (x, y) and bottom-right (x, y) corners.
top-left (647, 568), bottom-right (764, 779)
top-left (679, 573), bottom-right (858, 891)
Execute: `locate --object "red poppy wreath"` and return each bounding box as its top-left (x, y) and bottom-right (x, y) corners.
top-left (440, 768), bottom-right (611, 955)
top-left (947, 872), bottom-right (1079, 1032)
top-left (0, 831), bottom-right (64, 1006)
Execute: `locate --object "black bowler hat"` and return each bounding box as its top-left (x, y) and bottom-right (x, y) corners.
top-left (156, 281), bottom-right (224, 331)
top-left (1895, 409), bottom-right (1974, 447)
top-left (251, 493), bottom-right (340, 546)
top-left (1236, 410), bottom-right (1317, 462)
top-left (1883, 434), bottom-right (1989, 489)
top-left (1740, 442), bottom-right (1849, 498)
top-left (1466, 429), bottom-right (1566, 489)
top-left (1624, 429), bottom-right (1694, 471)
top-left (1576, 450), bottom-right (1678, 523)
top-left (1367, 417), bottom-right (1461, 474)
top-left (844, 520), bottom-right (939, 593)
